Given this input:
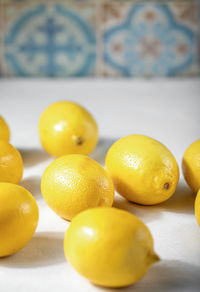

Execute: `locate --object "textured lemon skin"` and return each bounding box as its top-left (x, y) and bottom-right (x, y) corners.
top-left (0, 116), bottom-right (10, 142)
top-left (64, 207), bottom-right (159, 288)
top-left (182, 140), bottom-right (200, 193)
top-left (41, 155), bottom-right (114, 221)
top-left (0, 140), bottom-right (23, 184)
top-left (38, 101), bottom-right (98, 157)
top-left (0, 183), bottom-right (39, 257)
top-left (105, 135), bottom-right (179, 205)
top-left (195, 190), bottom-right (200, 226)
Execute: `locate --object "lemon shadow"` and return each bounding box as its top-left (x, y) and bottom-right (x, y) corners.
top-left (113, 180), bottom-right (194, 222)
top-left (159, 180), bottom-right (195, 214)
top-left (95, 260), bottom-right (200, 292)
top-left (90, 137), bottom-right (117, 166)
top-left (20, 176), bottom-right (42, 201)
top-left (0, 232), bottom-right (65, 268)
top-left (19, 148), bottom-right (51, 168)
top-left (113, 196), bottom-right (163, 222)
top-left (134, 260), bottom-right (200, 292)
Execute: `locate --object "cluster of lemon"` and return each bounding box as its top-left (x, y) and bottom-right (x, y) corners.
top-left (0, 102), bottom-right (200, 288)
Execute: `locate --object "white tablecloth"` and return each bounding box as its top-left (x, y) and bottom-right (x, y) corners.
top-left (0, 79), bottom-right (200, 292)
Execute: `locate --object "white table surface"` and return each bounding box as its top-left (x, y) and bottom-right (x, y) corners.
top-left (0, 78), bottom-right (200, 292)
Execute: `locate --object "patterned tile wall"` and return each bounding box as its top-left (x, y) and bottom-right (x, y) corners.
top-left (0, 0), bottom-right (199, 77)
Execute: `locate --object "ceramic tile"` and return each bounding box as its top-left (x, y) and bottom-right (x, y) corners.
top-left (0, 0), bottom-right (199, 77)
top-left (198, 2), bottom-right (200, 74)
top-left (102, 1), bottom-right (199, 77)
top-left (1, 1), bottom-right (97, 77)
top-left (2, 0), bottom-right (93, 3)
top-left (0, 1), bottom-right (4, 76)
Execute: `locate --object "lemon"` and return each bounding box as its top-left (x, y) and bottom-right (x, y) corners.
top-left (64, 207), bottom-right (159, 287)
top-left (182, 139), bottom-right (200, 193)
top-left (105, 135), bottom-right (179, 205)
top-left (195, 190), bottom-right (200, 226)
top-left (41, 154), bottom-right (114, 221)
top-left (0, 183), bottom-right (39, 257)
top-left (39, 101), bottom-right (98, 157)
top-left (0, 140), bottom-right (23, 184)
top-left (0, 116), bottom-right (10, 142)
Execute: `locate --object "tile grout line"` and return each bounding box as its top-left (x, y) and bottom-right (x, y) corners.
top-left (0, 0), bottom-right (5, 77)
top-left (2, 0), bottom-right (9, 78)
top-left (95, 0), bottom-right (104, 77)
top-left (198, 3), bottom-right (200, 75)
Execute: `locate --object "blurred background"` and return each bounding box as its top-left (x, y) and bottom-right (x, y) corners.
top-left (0, 0), bottom-right (199, 78)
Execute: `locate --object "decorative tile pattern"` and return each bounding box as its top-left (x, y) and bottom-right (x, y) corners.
top-left (1, 1), bottom-right (96, 77)
top-left (0, 0), bottom-right (199, 77)
top-left (0, 10), bottom-right (3, 76)
top-left (103, 2), bottom-right (199, 77)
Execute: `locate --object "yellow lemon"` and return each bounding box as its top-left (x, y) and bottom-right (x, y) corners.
top-left (64, 207), bottom-right (159, 287)
top-left (0, 183), bottom-right (39, 257)
top-left (0, 116), bottom-right (10, 142)
top-left (105, 135), bottom-right (179, 205)
top-left (0, 140), bottom-right (23, 184)
top-left (39, 101), bottom-right (98, 157)
top-left (195, 190), bottom-right (200, 226)
top-left (182, 139), bottom-right (200, 193)
top-left (41, 154), bottom-right (114, 221)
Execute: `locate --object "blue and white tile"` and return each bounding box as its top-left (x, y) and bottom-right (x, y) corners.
top-left (103, 2), bottom-right (199, 77)
top-left (0, 1), bottom-right (5, 77)
top-left (2, 1), bottom-right (97, 77)
top-left (196, 1), bottom-right (200, 73)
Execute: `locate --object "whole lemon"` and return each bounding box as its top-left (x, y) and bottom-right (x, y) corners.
top-left (0, 140), bottom-right (23, 184)
top-left (39, 101), bottom-right (98, 157)
top-left (64, 207), bottom-right (159, 287)
top-left (0, 183), bottom-right (39, 257)
top-left (105, 135), bottom-right (179, 205)
top-left (0, 116), bottom-right (10, 142)
top-left (41, 154), bottom-right (114, 220)
top-left (195, 189), bottom-right (200, 226)
top-left (182, 139), bottom-right (200, 193)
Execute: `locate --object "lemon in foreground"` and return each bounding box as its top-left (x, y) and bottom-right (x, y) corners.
top-left (195, 189), bottom-right (200, 226)
top-left (0, 116), bottom-right (10, 142)
top-left (39, 101), bottom-right (98, 157)
top-left (64, 207), bottom-right (159, 287)
top-left (105, 135), bottom-right (179, 205)
top-left (0, 183), bottom-right (39, 257)
top-left (182, 139), bottom-right (200, 193)
top-left (41, 154), bottom-right (114, 221)
top-left (0, 140), bottom-right (23, 184)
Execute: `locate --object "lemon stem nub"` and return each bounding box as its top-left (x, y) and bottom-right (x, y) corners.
top-left (73, 136), bottom-right (84, 146)
top-left (148, 252), bottom-right (160, 265)
top-left (164, 182), bottom-right (169, 190)
top-left (151, 253), bottom-right (160, 264)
